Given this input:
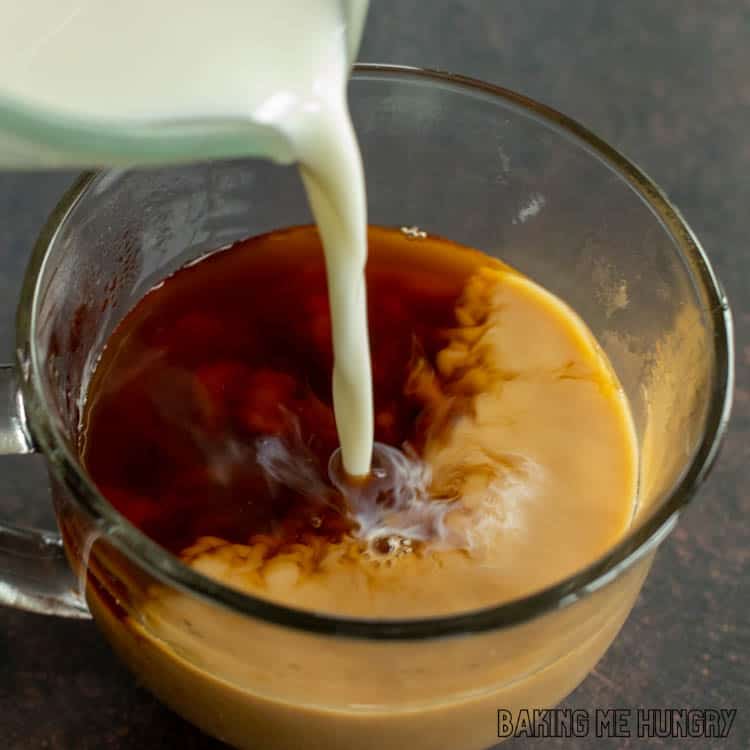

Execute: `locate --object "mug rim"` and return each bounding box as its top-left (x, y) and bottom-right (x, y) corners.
top-left (17, 64), bottom-right (734, 640)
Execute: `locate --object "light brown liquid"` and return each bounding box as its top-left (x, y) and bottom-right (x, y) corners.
top-left (82, 226), bottom-right (638, 749)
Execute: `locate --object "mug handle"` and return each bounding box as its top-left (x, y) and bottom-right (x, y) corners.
top-left (0, 364), bottom-right (90, 618)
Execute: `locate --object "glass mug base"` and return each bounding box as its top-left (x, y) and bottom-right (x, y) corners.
top-left (84, 556), bottom-right (652, 750)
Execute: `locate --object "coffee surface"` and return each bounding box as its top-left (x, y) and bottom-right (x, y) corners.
top-left (83, 225), bottom-right (638, 616)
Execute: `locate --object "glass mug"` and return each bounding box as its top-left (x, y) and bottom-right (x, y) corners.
top-left (0, 67), bottom-right (733, 750)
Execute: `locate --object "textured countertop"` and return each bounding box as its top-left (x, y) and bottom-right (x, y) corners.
top-left (0, 2), bottom-right (748, 748)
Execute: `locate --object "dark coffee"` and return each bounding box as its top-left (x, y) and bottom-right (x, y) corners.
top-left (82, 225), bottom-right (484, 554)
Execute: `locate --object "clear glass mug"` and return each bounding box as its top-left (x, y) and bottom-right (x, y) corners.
top-left (0, 66), bottom-right (732, 750)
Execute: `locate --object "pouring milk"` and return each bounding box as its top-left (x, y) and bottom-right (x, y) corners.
top-left (0, 0), bottom-right (374, 476)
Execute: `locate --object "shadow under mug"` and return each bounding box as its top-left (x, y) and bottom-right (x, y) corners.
top-left (0, 66), bottom-right (733, 750)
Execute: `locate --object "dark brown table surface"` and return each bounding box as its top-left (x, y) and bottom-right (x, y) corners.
top-left (0, 2), bottom-right (748, 748)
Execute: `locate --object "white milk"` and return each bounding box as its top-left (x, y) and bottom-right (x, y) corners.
top-left (0, 0), bottom-right (374, 476)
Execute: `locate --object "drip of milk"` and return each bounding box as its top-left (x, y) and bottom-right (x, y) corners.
top-left (0, 0), bottom-right (374, 475)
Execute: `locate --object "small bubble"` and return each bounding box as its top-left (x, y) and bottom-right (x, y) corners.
top-left (310, 516), bottom-right (322, 528)
top-left (400, 225), bottom-right (428, 240)
top-left (373, 536), bottom-right (392, 555)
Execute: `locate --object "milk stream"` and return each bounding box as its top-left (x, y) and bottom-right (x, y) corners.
top-left (0, 0), bottom-right (374, 476)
